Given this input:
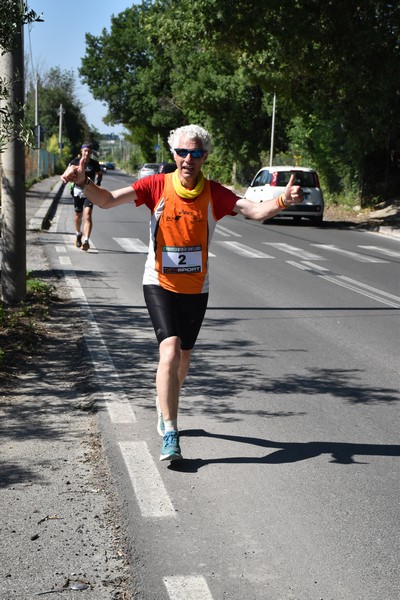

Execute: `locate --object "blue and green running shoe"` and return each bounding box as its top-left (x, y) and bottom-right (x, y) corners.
top-left (160, 430), bottom-right (182, 462)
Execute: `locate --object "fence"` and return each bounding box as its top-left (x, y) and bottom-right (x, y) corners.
top-left (25, 148), bottom-right (59, 181)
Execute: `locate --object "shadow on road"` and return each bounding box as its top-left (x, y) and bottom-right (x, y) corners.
top-left (170, 429), bottom-right (400, 472)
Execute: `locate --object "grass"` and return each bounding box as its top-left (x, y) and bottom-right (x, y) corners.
top-left (0, 273), bottom-right (57, 375)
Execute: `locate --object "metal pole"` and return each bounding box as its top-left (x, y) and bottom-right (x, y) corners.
top-left (0, 8), bottom-right (26, 305)
top-left (35, 73), bottom-right (40, 177)
top-left (269, 92), bottom-right (276, 167)
top-left (58, 103), bottom-right (63, 155)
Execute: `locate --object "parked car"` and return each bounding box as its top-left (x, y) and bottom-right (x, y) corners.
top-left (244, 165), bottom-right (324, 224)
top-left (137, 163), bottom-right (163, 179)
top-left (158, 162), bottom-right (176, 174)
top-left (105, 161), bottom-right (115, 170)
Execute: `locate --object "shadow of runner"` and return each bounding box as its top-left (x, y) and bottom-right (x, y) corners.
top-left (168, 429), bottom-right (400, 472)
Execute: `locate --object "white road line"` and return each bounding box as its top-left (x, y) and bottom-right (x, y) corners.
top-left (263, 242), bottom-right (325, 260)
top-left (300, 261), bottom-right (330, 271)
top-left (118, 441), bottom-right (176, 518)
top-left (215, 223), bottom-right (242, 237)
top-left (55, 245), bottom-right (66, 253)
top-left (163, 575), bottom-right (214, 600)
top-left (319, 275), bottom-right (400, 308)
top-left (113, 237), bottom-right (148, 252)
top-left (286, 262), bottom-right (400, 307)
top-left (215, 241), bottom-right (275, 258)
top-left (358, 245), bottom-right (400, 258)
top-left (286, 260), bottom-right (329, 272)
top-left (311, 244), bottom-right (387, 262)
top-left (338, 275), bottom-right (400, 302)
top-left (62, 272), bottom-right (137, 424)
top-left (59, 256), bottom-right (72, 266)
top-left (286, 261), bottom-right (313, 271)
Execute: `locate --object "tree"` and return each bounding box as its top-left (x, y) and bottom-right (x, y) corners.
top-left (1, 1), bottom-right (42, 152)
top-left (25, 66), bottom-right (90, 160)
top-left (0, 1), bottom-right (42, 305)
top-left (79, 0), bottom-right (400, 198)
top-left (79, 4), bottom-right (184, 159)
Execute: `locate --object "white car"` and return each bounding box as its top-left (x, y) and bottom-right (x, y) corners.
top-left (137, 163), bottom-right (163, 179)
top-left (244, 165), bottom-right (324, 224)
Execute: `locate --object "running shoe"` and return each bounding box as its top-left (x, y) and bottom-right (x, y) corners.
top-left (155, 396), bottom-right (165, 437)
top-left (75, 233), bottom-right (82, 248)
top-left (81, 240), bottom-right (90, 251)
top-left (160, 431), bottom-right (182, 461)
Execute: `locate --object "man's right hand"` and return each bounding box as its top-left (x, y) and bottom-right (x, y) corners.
top-left (61, 156), bottom-right (86, 187)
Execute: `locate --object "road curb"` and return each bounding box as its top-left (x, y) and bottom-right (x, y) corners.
top-left (28, 180), bottom-right (65, 231)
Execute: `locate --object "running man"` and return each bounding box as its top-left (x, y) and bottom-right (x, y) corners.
top-left (61, 124), bottom-right (303, 461)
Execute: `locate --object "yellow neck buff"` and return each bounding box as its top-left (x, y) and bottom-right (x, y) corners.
top-left (172, 170), bottom-right (205, 199)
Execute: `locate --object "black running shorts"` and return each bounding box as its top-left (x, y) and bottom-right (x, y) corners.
top-left (74, 195), bottom-right (93, 213)
top-left (143, 285), bottom-right (208, 350)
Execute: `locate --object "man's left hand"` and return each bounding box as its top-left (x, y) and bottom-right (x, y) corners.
top-left (283, 174), bottom-right (304, 205)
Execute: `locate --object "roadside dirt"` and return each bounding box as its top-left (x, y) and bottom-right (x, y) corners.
top-left (323, 198), bottom-right (400, 229)
top-left (0, 232), bottom-right (134, 599)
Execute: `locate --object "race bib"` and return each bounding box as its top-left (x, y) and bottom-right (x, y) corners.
top-left (162, 245), bottom-right (202, 274)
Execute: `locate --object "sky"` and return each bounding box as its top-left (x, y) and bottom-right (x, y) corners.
top-left (26, 0), bottom-right (138, 136)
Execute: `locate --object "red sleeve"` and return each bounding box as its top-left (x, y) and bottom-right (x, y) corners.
top-left (132, 174), bottom-right (166, 211)
top-left (210, 181), bottom-right (240, 220)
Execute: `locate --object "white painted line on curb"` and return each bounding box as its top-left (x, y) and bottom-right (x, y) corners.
top-left (163, 575), bottom-right (214, 600)
top-left (118, 441), bottom-right (176, 518)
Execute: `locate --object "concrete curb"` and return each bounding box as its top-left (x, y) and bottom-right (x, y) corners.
top-left (28, 180), bottom-right (65, 231)
top-left (376, 225), bottom-right (400, 239)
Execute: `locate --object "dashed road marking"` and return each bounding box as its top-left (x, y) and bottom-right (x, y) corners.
top-left (118, 441), bottom-right (176, 518)
top-left (358, 245), bottom-right (400, 258)
top-left (113, 237), bottom-right (148, 252)
top-left (163, 575), bottom-right (214, 600)
top-left (263, 242), bottom-right (325, 260)
top-left (312, 244), bottom-right (387, 262)
top-left (215, 223), bottom-right (242, 237)
top-left (215, 241), bottom-right (275, 258)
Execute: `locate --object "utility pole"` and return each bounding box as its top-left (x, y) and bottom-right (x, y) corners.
top-left (269, 92), bottom-right (276, 167)
top-left (58, 103), bottom-right (65, 155)
top-left (35, 73), bottom-right (40, 178)
top-left (0, 5), bottom-right (26, 305)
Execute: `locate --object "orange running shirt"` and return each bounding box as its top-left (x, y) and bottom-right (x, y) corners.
top-left (133, 173), bottom-right (239, 294)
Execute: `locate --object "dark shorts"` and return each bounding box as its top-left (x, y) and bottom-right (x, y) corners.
top-left (73, 195), bottom-right (93, 213)
top-left (143, 285), bottom-right (208, 350)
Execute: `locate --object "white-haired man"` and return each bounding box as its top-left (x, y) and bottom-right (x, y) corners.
top-left (61, 124), bottom-right (303, 461)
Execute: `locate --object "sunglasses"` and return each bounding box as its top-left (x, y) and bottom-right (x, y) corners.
top-left (174, 148), bottom-right (206, 159)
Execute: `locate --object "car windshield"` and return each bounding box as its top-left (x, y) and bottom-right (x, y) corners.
top-left (276, 171), bottom-right (317, 187)
top-left (252, 170), bottom-right (271, 186)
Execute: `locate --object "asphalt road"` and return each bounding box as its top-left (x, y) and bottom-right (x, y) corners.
top-left (45, 170), bottom-right (399, 600)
